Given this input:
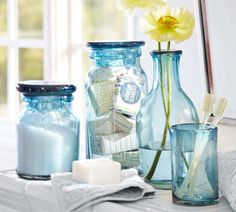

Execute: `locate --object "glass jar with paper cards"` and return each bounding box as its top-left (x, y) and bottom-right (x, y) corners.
top-left (86, 41), bottom-right (147, 169)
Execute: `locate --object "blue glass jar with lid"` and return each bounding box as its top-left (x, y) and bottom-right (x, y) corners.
top-left (16, 81), bottom-right (79, 180)
top-left (86, 41), bottom-right (147, 169)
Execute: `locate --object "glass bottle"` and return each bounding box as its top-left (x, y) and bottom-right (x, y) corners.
top-left (16, 81), bottom-right (79, 180)
top-left (86, 41), bottom-right (147, 169)
top-left (137, 50), bottom-right (199, 189)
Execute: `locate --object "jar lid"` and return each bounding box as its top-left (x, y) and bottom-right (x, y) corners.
top-left (16, 80), bottom-right (76, 96)
top-left (87, 41), bottom-right (145, 48)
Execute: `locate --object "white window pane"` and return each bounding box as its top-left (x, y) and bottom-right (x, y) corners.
top-left (82, 0), bottom-right (126, 76)
top-left (0, 47), bottom-right (7, 117)
top-left (18, 0), bottom-right (43, 38)
top-left (0, 0), bottom-right (7, 37)
top-left (19, 48), bottom-right (43, 80)
top-left (82, 0), bottom-right (125, 41)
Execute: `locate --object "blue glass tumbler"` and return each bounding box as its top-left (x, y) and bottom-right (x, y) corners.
top-left (16, 81), bottom-right (79, 180)
top-left (170, 123), bottom-right (218, 205)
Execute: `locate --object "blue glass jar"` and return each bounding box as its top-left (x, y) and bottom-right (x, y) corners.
top-left (170, 123), bottom-right (218, 205)
top-left (137, 50), bottom-right (199, 189)
top-left (86, 41), bottom-right (147, 169)
top-left (16, 81), bottom-right (79, 180)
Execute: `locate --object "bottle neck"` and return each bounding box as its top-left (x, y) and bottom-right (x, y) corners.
top-left (94, 57), bottom-right (141, 67)
top-left (90, 48), bottom-right (142, 68)
top-left (152, 52), bottom-right (181, 90)
top-left (23, 95), bottom-right (73, 112)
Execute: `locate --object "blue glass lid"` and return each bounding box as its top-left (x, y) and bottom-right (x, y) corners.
top-left (16, 80), bottom-right (76, 96)
top-left (87, 41), bottom-right (145, 49)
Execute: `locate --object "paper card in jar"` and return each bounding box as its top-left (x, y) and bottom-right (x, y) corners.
top-left (91, 132), bottom-right (138, 155)
top-left (109, 111), bottom-right (135, 133)
top-left (90, 67), bottom-right (113, 82)
top-left (88, 80), bottom-right (114, 117)
top-left (112, 74), bottom-right (144, 116)
top-left (88, 117), bottom-right (122, 135)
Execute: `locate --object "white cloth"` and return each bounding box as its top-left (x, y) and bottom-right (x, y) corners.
top-left (51, 169), bottom-right (155, 212)
top-left (218, 151), bottom-right (236, 211)
top-left (0, 170), bottom-right (57, 212)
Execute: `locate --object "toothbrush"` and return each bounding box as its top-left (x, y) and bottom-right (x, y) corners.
top-left (178, 95), bottom-right (228, 198)
top-left (211, 97), bottom-right (228, 127)
top-left (178, 93), bottom-right (213, 197)
top-left (187, 93), bottom-right (214, 196)
top-left (201, 93), bottom-right (214, 126)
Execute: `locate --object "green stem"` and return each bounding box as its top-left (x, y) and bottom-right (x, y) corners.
top-left (167, 41), bottom-right (171, 116)
top-left (145, 42), bottom-right (172, 181)
top-left (158, 42), bottom-right (168, 116)
top-left (167, 41), bottom-right (171, 51)
top-left (145, 118), bottom-right (170, 180)
top-left (158, 42), bottom-right (161, 51)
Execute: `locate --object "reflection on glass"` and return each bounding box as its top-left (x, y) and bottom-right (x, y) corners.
top-left (0, 47), bottom-right (7, 117)
top-left (0, 0), bottom-right (7, 36)
top-left (18, 0), bottom-right (43, 38)
top-left (82, 0), bottom-right (126, 76)
top-left (19, 48), bottom-right (43, 81)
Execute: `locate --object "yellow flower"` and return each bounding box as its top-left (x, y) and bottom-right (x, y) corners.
top-left (117, 0), bottom-right (166, 13)
top-left (140, 5), bottom-right (195, 42)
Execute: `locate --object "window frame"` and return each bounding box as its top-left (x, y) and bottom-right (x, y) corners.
top-left (0, 0), bottom-right (83, 120)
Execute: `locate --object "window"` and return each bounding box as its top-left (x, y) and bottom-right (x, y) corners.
top-left (0, 0), bottom-right (127, 120)
top-left (0, 0), bottom-right (44, 119)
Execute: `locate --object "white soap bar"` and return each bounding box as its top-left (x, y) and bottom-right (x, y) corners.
top-left (72, 159), bottom-right (121, 185)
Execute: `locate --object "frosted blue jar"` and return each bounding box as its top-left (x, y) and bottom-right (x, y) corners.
top-left (16, 81), bottom-right (79, 180)
top-left (86, 41), bottom-right (147, 169)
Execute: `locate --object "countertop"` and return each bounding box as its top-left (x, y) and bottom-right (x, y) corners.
top-left (0, 120), bottom-right (235, 211)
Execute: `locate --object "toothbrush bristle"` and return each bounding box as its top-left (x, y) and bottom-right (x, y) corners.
top-left (213, 97), bottom-right (228, 117)
top-left (202, 93), bottom-right (213, 113)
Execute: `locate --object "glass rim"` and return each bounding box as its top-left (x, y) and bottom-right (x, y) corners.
top-left (16, 80), bottom-right (76, 96)
top-left (87, 40), bottom-right (145, 48)
top-left (151, 50), bottom-right (182, 56)
top-left (170, 123), bottom-right (217, 132)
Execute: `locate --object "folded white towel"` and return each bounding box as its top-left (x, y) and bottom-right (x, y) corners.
top-left (51, 168), bottom-right (155, 212)
top-left (218, 151), bottom-right (236, 211)
top-left (0, 170), bottom-right (57, 212)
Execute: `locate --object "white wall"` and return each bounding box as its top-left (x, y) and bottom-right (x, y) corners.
top-left (204, 0), bottom-right (236, 119)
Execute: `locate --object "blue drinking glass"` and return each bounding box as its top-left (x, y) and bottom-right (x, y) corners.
top-left (170, 123), bottom-right (218, 205)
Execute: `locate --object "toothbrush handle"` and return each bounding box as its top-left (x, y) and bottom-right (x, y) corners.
top-left (202, 112), bottom-right (211, 125)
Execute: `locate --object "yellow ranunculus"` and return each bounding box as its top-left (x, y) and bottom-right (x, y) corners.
top-left (140, 5), bottom-right (195, 42)
top-left (117, 0), bottom-right (166, 13)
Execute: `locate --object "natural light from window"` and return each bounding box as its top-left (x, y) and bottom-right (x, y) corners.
top-left (0, 0), bottom-right (127, 119)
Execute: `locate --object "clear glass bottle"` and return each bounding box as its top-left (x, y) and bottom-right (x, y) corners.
top-left (16, 81), bottom-right (79, 180)
top-left (86, 41), bottom-right (147, 169)
top-left (137, 50), bottom-right (199, 189)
